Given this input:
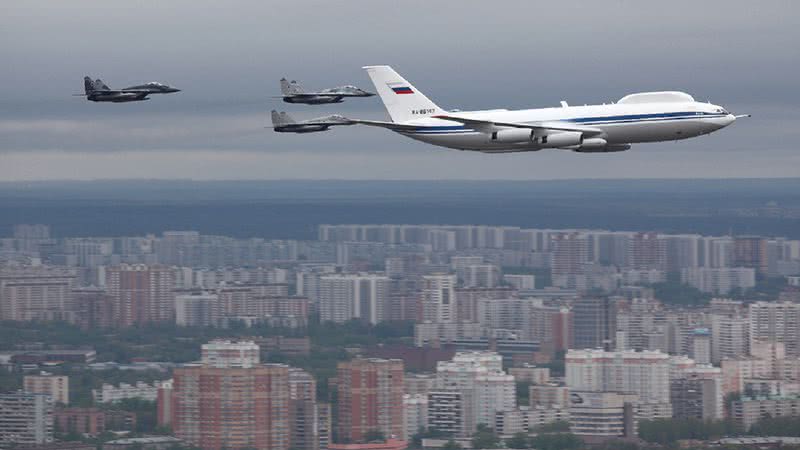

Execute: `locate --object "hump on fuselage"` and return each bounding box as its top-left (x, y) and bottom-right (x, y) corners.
top-left (617, 91), bottom-right (695, 104)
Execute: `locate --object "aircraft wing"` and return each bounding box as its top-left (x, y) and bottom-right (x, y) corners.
top-left (432, 114), bottom-right (604, 136)
top-left (285, 93), bottom-right (339, 98)
top-left (347, 119), bottom-right (421, 131)
top-left (315, 93), bottom-right (370, 97)
top-left (282, 92), bottom-right (367, 98)
top-left (304, 116), bottom-right (353, 126)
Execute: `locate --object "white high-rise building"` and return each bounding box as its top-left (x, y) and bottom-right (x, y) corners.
top-left (478, 298), bottom-right (539, 338)
top-left (93, 381), bottom-right (160, 403)
top-left (403, 394), bottom-right (428, 441)
top-left (565, 349), bottom-right (671, 407)
top-left (662, 234), bottom-right (702, 271)
top-left (201, 340), bottom-right (260, 369)
top-left (435, 351), bottom-right (515, 435)
top-left (319, 274), bottom-right (389, 324)
top-left (420, 274), bottom-right (457, 323)
top-left (296, 264), bottom-right (338, 304)
top-left (691, 328), bottom-right (712, 365)
top-left (0, 266), bottom-right (77, 322)
top-left (175, 292), bottom-right (219, 327)
top-left (749, 302), bottom-right (800, 356)
top-left (0, 392), bottom-right (53, 445)
top-left (681, 267), bottom-right (756, 294)
top-left (615, 298), bottom-right (667, 352)
top-left (459, 265), bottom-right (501, 288)
top-left (700, 237), bottom-right (734, 268)
top-left (711, 313), bottom-right (750, 364)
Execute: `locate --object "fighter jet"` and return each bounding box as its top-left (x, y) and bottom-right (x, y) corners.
top-left (78, 76), bottom-right (181, 102)
top-left (270, 110), bottom-right (353, 133)
top-left (277, 78), bottom-right (374, 104)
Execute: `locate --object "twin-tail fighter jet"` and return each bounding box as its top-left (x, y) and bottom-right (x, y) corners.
top-left (270, 110), bottom-right (353, 133)
top-left (79, 76), bottom-right (181, 103)
top-left (273, 66), bottom-right (748, 154)
top-left (277, 78), bottom-right (374, 104)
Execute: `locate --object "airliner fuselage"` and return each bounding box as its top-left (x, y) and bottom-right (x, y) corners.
top-left (347, 66), bottom-right (745, 154)
top-left (399, 98), bottom-right (736, 152)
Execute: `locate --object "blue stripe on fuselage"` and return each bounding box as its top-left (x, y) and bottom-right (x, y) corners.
top-left (403, 111), bottom-right (726, 134)
top-left (566, 111), bottom-right (725, 124)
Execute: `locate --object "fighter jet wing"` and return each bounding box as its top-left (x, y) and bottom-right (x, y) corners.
top-left (283, 93), bottom-right (337, 98)
top-left (304, 115), bottom-right (353, 125)
top-left (315, 93), bottom-right (372, 97)
top-left (432, 114), bottom-right (604, 136)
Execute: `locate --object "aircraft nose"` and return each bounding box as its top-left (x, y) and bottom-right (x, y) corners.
top-left (723, 113), bottom-right (736, 126)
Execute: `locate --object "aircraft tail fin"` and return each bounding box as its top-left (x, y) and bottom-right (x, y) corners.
top-left (362, 65), bottom-right (444, 123)
top-left (271, 110), bottom-right (296, 127)
top-left (84, 76), bottom-right (94, 94)
top-left (94, 79), bottom-right (111, 91)
top-left (280, 78), bottom-right (304, 95)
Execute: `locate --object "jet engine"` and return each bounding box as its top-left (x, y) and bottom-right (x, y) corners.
top-left (489, 129), bottom-right (583, 148)
top-left (489, 129), bottom-right (535, 143)
top-left (572, 138), bottom-right (631, 153)
top-left (538, 131), bottom-right (583, 148)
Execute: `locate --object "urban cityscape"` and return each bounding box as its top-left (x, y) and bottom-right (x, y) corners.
top-left (1, 221), bottom-right (800, 449)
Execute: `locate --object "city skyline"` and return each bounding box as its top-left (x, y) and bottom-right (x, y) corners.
top-left (2, 218), bottom-right (800, 448)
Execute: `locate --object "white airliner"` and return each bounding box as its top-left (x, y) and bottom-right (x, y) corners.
top-left (335, 66), bottom-right (748, 153)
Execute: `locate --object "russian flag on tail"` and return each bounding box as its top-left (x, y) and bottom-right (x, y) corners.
top-left (387, 82), bottom-right (414, 95)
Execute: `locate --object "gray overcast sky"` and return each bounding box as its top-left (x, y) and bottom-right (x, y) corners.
top-left (1, 0), bottom-right (798, 181)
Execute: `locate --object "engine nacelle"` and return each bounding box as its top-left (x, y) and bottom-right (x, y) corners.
top-left (488, 130), bottom-right (590, 149)
top-left (490, 129), bottom-right (535, 143)
top-left (572, 138), bottom-right (631, 153)
top-left (576, 138), bottom-right (608, 150)
top-left (536, 131), bottom-right (583, 148)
